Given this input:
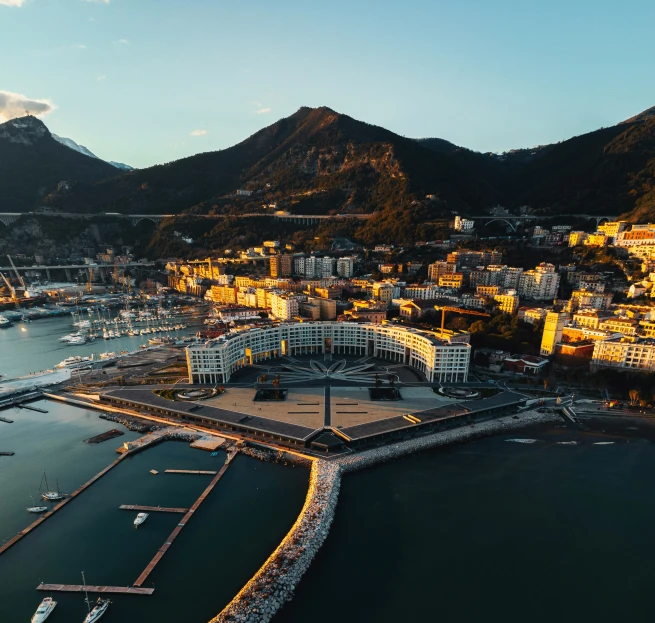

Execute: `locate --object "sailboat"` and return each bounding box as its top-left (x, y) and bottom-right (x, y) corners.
top-left (27, 491), bottom-right (48, 514)
top-left (40, 472), bottom-right (64, 501)
top-left (81, 571), bottom-right (110, 623)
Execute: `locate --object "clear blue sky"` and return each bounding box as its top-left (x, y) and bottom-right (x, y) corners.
top-left (1, 0), bottom-right (654, 168)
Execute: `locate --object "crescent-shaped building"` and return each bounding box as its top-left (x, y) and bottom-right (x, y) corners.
top-left (186, 321), bottom-right (471, 384)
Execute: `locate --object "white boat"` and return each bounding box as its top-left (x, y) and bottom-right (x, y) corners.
top-left (81, 572), bottom-right (110, 623)
top-left (134, 512), bottom-right (149, 527)
top-left (66, 335), bottom-right (87, 345)
top-left (0, 315), bottom-right (12, 328)
top-left (31, 597), bottom-right (57, 623)
top-left (27, 492), bottom-right (48, 513)
top-left (40, 472), bottom-right (64, 501)
top-left (83, 598), bottom-right (110, 623)
top-left (99, 352), bottom-right (115, 360)
top-left (55, 355), bottom-right (93, 370)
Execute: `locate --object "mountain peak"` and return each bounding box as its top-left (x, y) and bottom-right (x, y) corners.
top-left (0, 114), bottom-right (50, 145)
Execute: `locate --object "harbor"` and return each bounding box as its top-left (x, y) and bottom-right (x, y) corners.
top-left (0, 397), bottom-right (309, 623)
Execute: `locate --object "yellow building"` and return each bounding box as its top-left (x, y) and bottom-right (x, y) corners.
top-left (583, 233), bottom-right (608, 247)
top-left (540, 312), bottom-right (567, 356)
top-left (597, 221), bottom-right (627, 238)
top-left (438, 273), bottom-right (464, 289)
top-left (477, 284), bottom-right (500, 296)
top-left (568, 231), bottom-right (589, 247)
top-left (494, 292), bottom-right (519, 314)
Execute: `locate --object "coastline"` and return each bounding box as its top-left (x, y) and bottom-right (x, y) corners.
top-left (210, 409), bottom-right (560, 623)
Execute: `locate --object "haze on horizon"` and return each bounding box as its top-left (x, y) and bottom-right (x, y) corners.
top-left (1, 0), bottom-right (654, 168)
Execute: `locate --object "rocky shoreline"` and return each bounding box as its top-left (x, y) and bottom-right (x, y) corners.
top-left (210, 410), bottom-right (560, 623)
top-left (100, 412), bottom-right (162, 433)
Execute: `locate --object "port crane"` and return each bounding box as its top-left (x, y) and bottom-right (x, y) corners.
top-left (433, 305), bottom-right (490, 336)
top-left (7, 255), bottom-right (27, 293)
top-left (0, 271), bottom-right (19, 307)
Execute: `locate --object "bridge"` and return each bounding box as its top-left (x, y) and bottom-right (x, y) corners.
top-left (0, 262), bottom-right (156, 283)
top-left (466, 213), bottom-right (619, 231)
top-left (0, 211), bottom-right (373, 227)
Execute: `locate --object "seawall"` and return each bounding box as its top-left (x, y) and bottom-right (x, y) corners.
top-left (209, 410), bottom-right (559, 623)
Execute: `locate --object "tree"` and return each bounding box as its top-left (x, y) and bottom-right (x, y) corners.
top-left (272, 374), bottom-right (280, 389)
top-left (469, 320), bottom-right (487, 334)
top-left (258, 373), bottom-right (268, 386)
top-left (629, 389), bottom-right (640, 406)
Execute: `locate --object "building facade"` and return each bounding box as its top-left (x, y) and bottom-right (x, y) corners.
top-left (187, 322), bottom-right (470, 384)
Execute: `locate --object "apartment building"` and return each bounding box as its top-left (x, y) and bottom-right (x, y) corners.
top-left (591, 338), bottom-right (655, 372)
top-left (336, 257), bottom-right (355, 278)
top-left (493, 290), bottom-right (519, 314)
top-left (568, 289), bottom-right (613, 311)
top-left (270, 294), bottom-right (300, 320)
top-left (518, 263), bottom-right (560, 301)
top-left (568, 231), bottom-right (589, 246)
top-left (269, 255), bottom-right (293, 277)
top-left (438, 273), bottom-right (464, 289)
top-left (540, 311), bottom-right (567, 356)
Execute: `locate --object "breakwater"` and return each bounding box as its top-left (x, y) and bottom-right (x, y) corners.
top-left (210, 410), bottom-right (560, 623)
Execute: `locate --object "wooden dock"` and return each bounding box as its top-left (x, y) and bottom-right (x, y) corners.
top-left (37, 583), bottom-right (154, 595)
top-left (0, 454), bottom-right (128, 557)
top-left (133, 451), bottom-right (237, 587)
top-left (164, 469), bottom-right (217, 475)
top-left (119, 505), bottom-right (188, 513)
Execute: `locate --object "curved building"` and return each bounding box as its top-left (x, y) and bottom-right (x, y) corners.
top-left (186, 322), bottom-right (470, 384)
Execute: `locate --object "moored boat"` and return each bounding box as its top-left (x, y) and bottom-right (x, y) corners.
top-left (134, 512), bottom-right (149, 527)
top-left (31, 597), bottom-right (56, 623)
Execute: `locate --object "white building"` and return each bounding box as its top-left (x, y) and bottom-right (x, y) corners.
top-left (319, 256), bottom-right (336, 278)
top-left (336, 257), bottom-right (355, 278)
top-left (270, 294), bottom-right (299, 320)
top-left (453, 215), bottom-right (475, 232)
top-left (591, 338), bottom-right (655, 372)
top-left (186, 322), bottom-right (471, 384)
top-left (518, 263), bottom-right (560, 301)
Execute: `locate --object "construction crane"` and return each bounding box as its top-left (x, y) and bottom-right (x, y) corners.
top-left (7, 255), bottom-right (27, 291)
top-left (0, 272), bottom-right (19, 307)
top-left (433, 305), bottom-right (490, 336)
top-left (87, 266), bottom-right (94, 293)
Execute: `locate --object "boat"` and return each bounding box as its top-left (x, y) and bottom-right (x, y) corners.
top-left (81, 572), bottom-right (110, 623)
top-left (30, 597), bottom-right (57, 623)
top-left (99, 352), bottom-right (115, 360)
top-left (150, 469), bottom-right (159, 475)
top-left (27, 492), bottom-right (48, 514)
top-left (0, 315), bottom-right (12, 328)
top-left (134, 512), bottom-right (149, 527)
top-left (40, 472), bottom-right (64, 501)
top-left (55, 355), bottom-right (93, 370)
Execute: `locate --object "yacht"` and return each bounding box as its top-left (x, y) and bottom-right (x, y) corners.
top-left (83, 598), bottom-right (110, 623)
top-left (0, 315), bottom-right (12, 328)
top-left (30, 597), bottom-right (57, 623)
top-left (134, 512), bottom-right (149, 527)
top-left (55, 355), bottom-right (93, 370)
top-left (66, 335), bottom-right (87, 345)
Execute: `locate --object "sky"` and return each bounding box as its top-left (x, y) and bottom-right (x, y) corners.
top-left (1, 0), bottom-right (654, 169)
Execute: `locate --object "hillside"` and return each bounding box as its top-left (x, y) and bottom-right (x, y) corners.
top-left (43, 107), bottom-right (502, 217)
top-left (0, 116), bottom-right (121, 211)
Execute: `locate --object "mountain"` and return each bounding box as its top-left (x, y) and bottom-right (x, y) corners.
top-left (52, 134), bottom-right (133, 171)
top-left (42, 106), bottom-right (501, 219)
top-left (0, 116), bottom-right (121, 211)
top-left (5, 105), bottom-right (655, 240)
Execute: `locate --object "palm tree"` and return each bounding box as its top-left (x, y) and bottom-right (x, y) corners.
top-left (629, 389), bottom-right (640, 406)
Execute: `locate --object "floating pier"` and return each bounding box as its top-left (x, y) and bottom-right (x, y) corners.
top-left (0, 451), bottom-right (15, 456)
top-left (119, 505), bottom-right (188, 513)
top-left (133, 451), bottom-right (237, 587)
top-left (37, 583), bottom-right (154, 595)
top-left (0, 415), bottom-right (14, 424)
top-left (164, 469), bottom-right (217, 475)
top-left (18, 404), bottom-right (48, 413)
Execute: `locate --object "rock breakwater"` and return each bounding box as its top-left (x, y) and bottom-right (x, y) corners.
top-left (210, 410), bottom-right (559, 623)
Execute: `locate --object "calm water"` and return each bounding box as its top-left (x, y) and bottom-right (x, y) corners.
top-left (0, 314), bottom-right (197, 378)
top-left (281, 426), bottom-right (655, 623)
top-left (0, 400), bottom-right (309, 622)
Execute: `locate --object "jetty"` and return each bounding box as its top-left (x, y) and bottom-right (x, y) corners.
top-left (133, 450), bottom-right (237, 587)
top-left (0, 451), bottom-right (15, 456)
top-left (119, 505), bottom-right (188, 513)
top-left (37, 583), bottom-right (154, 596)
top-left (0, 415), bottom-right (13, 424)
top-left (17, 403), bottom-right (48, 413)
top-left (164, 469), bottom-right (217, 475)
